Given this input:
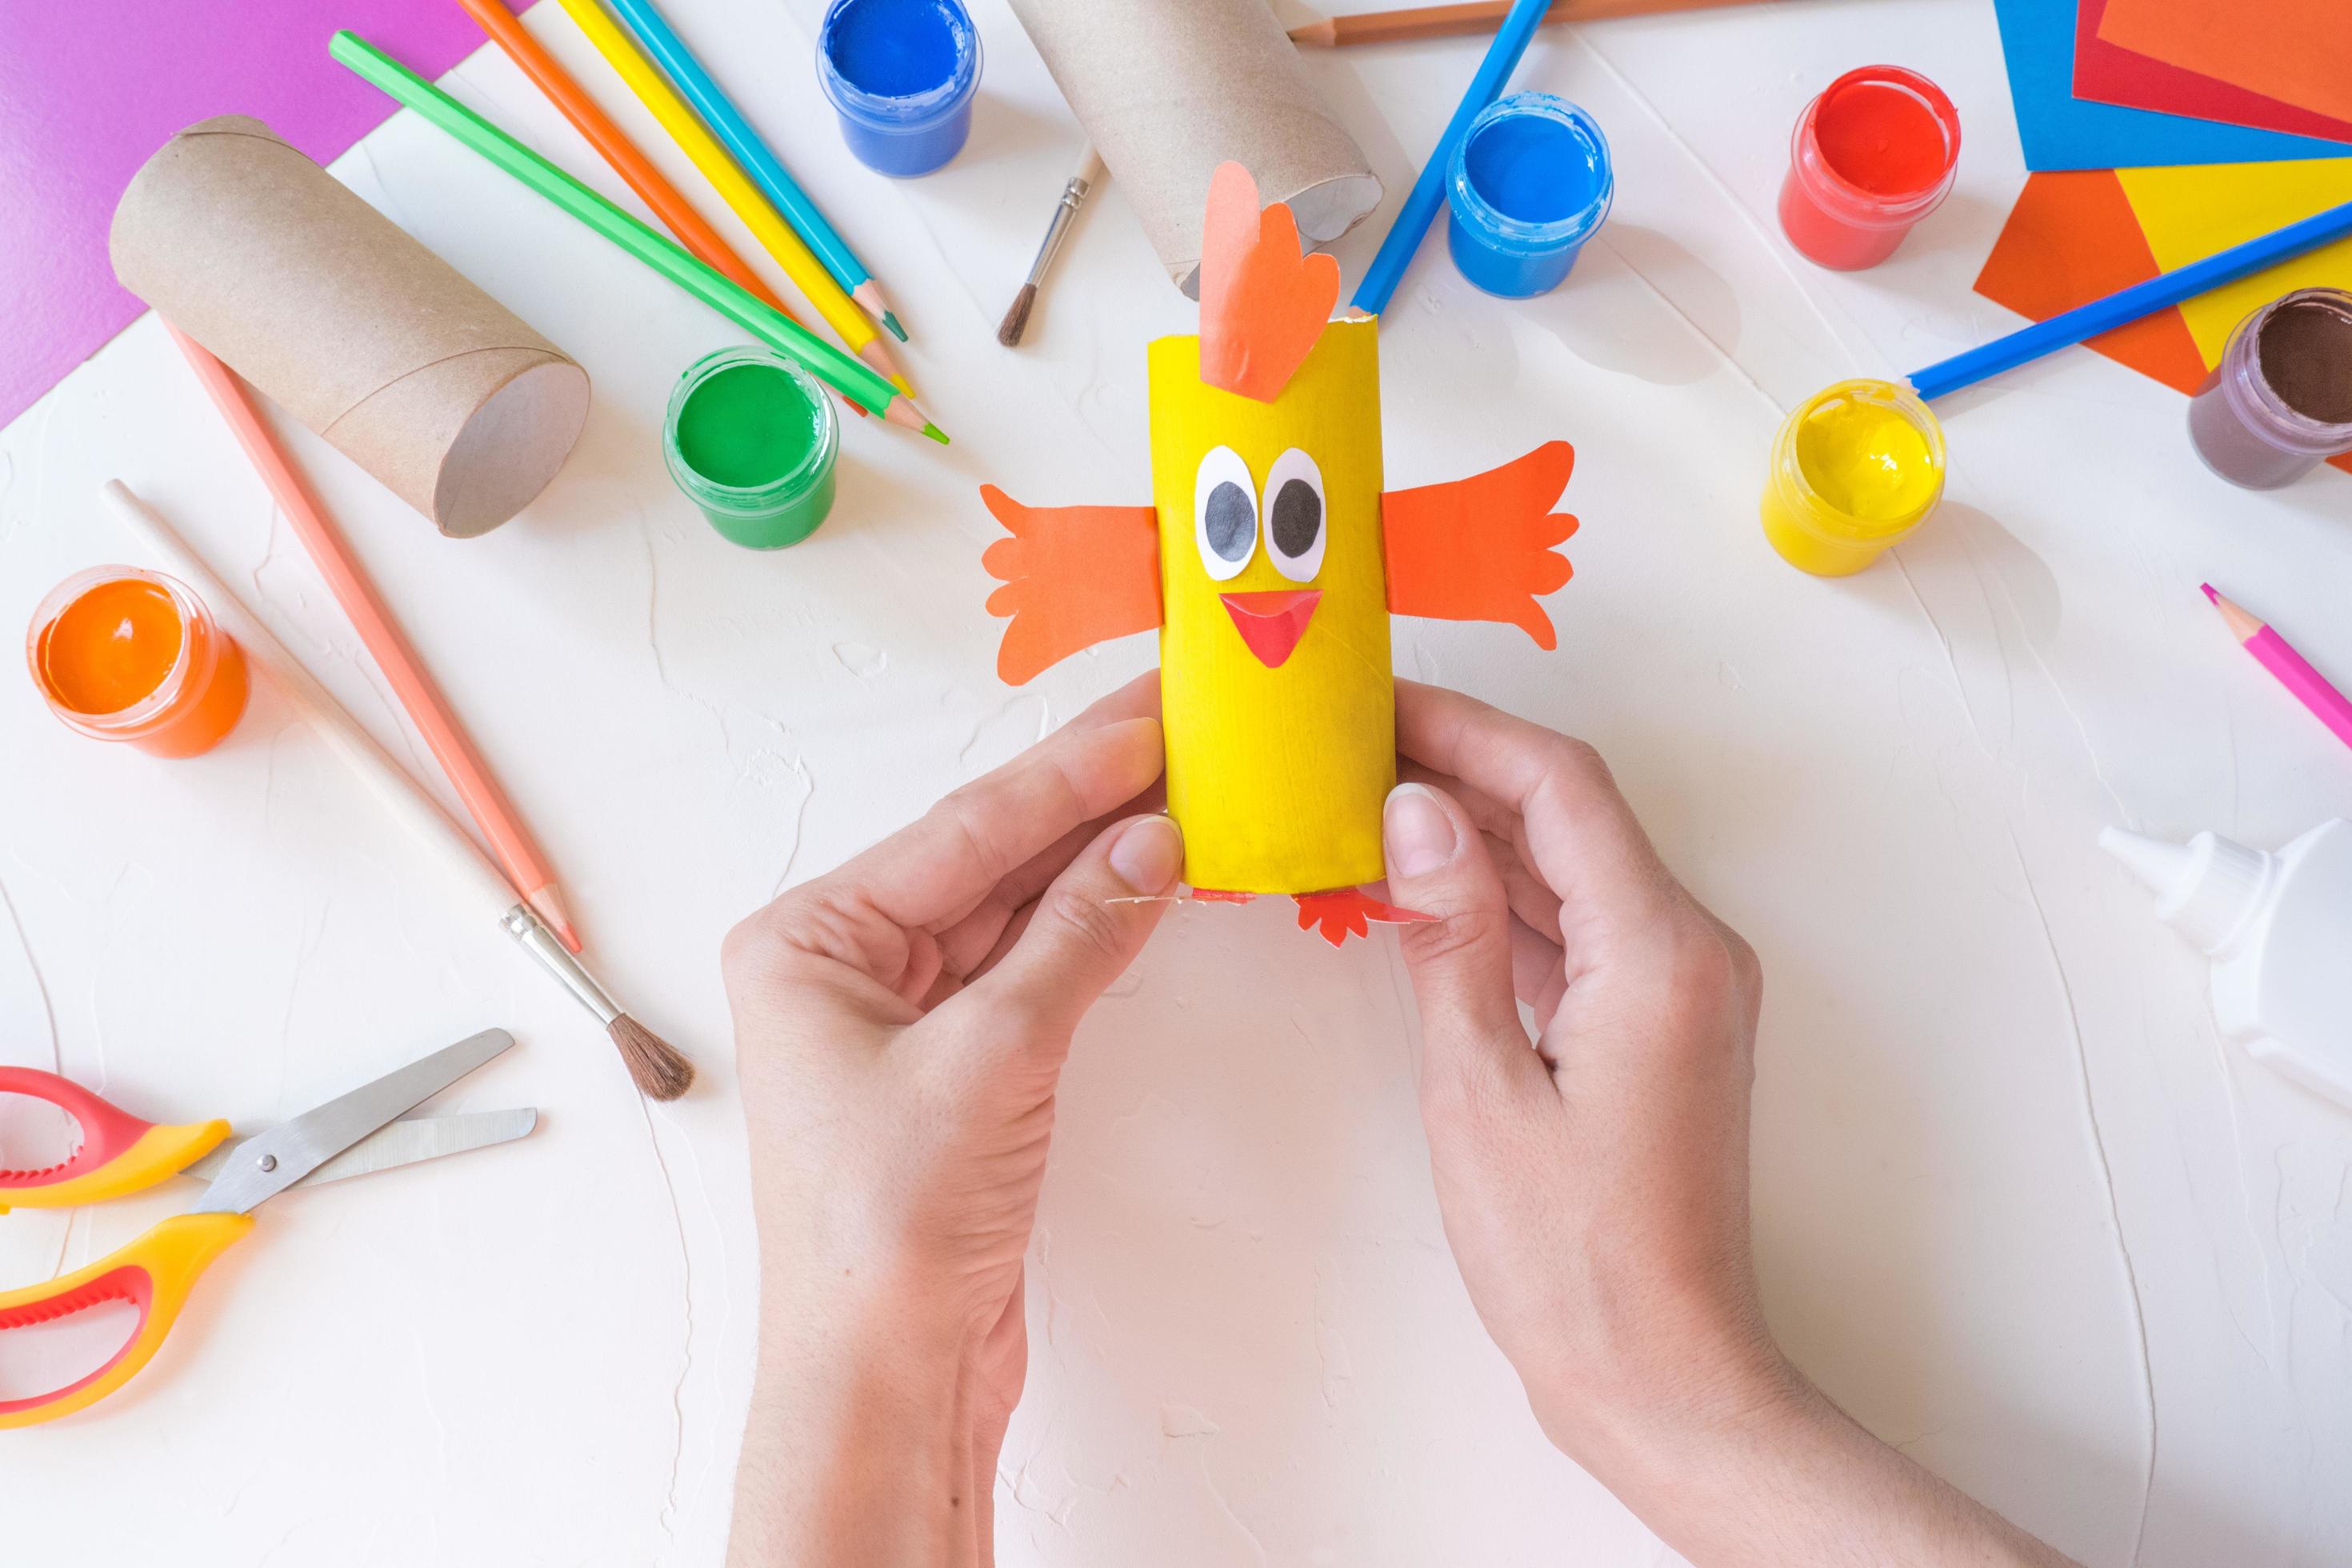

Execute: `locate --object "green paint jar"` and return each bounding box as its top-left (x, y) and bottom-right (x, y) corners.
top-left (662, 346), bottom-right (840, 548)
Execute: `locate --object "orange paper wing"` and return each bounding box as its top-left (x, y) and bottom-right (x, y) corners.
top-left (1382, 442), bottom-right (1578, 648)
top-left (980, 486), bottom-right (1163, 684)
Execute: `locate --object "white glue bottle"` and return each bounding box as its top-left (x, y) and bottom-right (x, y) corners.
top-left (2102, 821), bottom-right (2352, 1109)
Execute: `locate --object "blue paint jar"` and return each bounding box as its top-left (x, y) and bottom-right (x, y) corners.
top-left (1446, 94), bottom-right (1614, 299)
top-left (816, 0), bottom-right (982, 178)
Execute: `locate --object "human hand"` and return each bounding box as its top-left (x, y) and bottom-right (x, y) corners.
top-left (1380, 680), bottom-right (1774, 1460)
top-left (722, 674), bottom-right (1181, 1567)
top-left (1378, 682), bottom-right (2071, 1567)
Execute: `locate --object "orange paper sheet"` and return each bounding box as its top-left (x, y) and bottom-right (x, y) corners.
top-left (2098, 0), bottom-right (2352, 126)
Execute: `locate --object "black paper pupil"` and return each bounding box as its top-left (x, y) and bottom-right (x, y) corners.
top-left (1271, 479), bottom-right (1322, 558)
top-left (1205, 481), bottom-right (1254, 560)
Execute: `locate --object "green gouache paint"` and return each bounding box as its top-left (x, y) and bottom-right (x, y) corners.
top-left (663, 347), bottom-right (840, 548)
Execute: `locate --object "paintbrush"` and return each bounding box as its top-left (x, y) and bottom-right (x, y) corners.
top-left (1000, 146), bottom-right (1106, 348)
top-left (102, 480), bottom-right (694, 1102)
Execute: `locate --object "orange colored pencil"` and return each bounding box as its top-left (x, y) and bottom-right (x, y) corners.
top-left (450, 0), bottom-right (869, 418)
top-left (166, 324), bottom-right (584, 954)
top-left (1288, 0), bottom-right (1774, 46)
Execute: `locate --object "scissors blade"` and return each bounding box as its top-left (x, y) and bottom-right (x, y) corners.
top-left (188, 1029), bottom-right (514, 1215)
top-left (184, 1109), bottom-right (537, 1190)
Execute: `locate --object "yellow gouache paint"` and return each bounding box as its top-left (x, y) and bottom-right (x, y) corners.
top-left (1149, 316), bottom-right (1392, 894)
top-left (1760, 378), bottom-right (1944, 576)
top-left (2118, 158), bottom-right (2352, 368)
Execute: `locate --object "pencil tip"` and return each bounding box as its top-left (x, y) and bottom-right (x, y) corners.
top-left (2199, 582), bottom-right (2219, 604)
top-left (922, 422), bottom-right (950, 446)
top-left (883, 311), bottom-right (908, 342)
top-left (610, 1014), bottom-right (694, 1101)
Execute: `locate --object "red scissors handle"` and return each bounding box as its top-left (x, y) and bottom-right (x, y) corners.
top-left (0, 1068), bottom-right (229, 1211)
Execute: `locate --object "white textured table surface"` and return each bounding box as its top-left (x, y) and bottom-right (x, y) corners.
top-left (4, 1), bottom-right (2349, 1562)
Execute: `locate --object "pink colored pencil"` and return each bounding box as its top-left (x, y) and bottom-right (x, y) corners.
top-left (168, 325), bottom-right (583, 951)
top-left (2203, 583), bottom-right (2352, 753)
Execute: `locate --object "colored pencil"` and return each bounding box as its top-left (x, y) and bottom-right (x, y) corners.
top-left (2203, 584), bottom-right (2352, 754)
top-left (328, 32), bottom-right (942, 441)
top-left (1350, 0), bottom-right (1556, 317)
top-left (1290, 0), bottom-right (1774, 46)
top-left (998, 146), bottom-right (1104, 348)
top-left (167, 325), bottom-right (583, 954)
top-left (601, 0), bottom-right (903, 342)
top-left (105, 479), bottom-right (692, 1101)
top-left (549, 0), bottom-right (910, 394)
top-left (1908, 198), bottom-right (2352, 401)
top-left (447, 0), bottom-right (867, 419)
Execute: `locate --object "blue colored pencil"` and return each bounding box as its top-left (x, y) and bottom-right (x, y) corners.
top-left (1350, 0), bottom-right (1554, 318)
top-left (1909, 198), bottom-right (2352, 402)
top-left (602, 0), bottom-right (906, 341)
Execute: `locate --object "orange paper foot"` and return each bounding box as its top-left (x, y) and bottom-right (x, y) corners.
top-left (1293, 887), bottom-right (1434, 946)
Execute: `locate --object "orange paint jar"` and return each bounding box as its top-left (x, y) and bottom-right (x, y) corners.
top-left (27, 568), bottom-right (249, 758)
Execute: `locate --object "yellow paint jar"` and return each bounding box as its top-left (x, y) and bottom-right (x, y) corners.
top-left (1760, 378), bottom-right (1945, 575)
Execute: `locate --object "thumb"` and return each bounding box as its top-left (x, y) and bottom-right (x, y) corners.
top-left (958, 813), bottom-right (1184, 1046)
top-left (1383, 784), bottom-right (1550, 1108)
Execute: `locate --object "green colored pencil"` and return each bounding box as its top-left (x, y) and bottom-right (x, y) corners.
top-left (329, 31), bottom-right (943, 442)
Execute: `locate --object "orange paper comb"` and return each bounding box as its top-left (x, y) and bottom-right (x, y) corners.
top-left (1198, 162), bottom-right (1342, 402)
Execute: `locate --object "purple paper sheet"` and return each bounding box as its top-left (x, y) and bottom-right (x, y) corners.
top-left (0, 0), bottom-right (521, 431)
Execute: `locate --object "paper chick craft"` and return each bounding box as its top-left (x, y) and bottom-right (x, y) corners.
top-left (980, 162), bottom-right (1578, 945)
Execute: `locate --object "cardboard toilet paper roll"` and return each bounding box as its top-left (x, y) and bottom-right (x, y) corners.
top-left (111, 115), bottom-right (590, 538)
top-left (1004, 0), bottom-right (1382, 296)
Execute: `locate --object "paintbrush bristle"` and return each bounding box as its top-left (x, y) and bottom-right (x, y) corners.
top-left (998, 283), bottom-right (1038, 347)
top-left (610, 1014), bottom-right (694, 1100)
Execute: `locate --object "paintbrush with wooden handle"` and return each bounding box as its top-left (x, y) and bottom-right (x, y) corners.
top-left (102, 480), bottom-right (693, 1101)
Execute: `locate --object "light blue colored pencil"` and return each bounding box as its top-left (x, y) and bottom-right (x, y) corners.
top-left (1907, 198), bottom-right (2352, 401)
top-left (603, 0), bottom-right (906, 341)
top-left (1350, 0), bottom-right (1553, 318)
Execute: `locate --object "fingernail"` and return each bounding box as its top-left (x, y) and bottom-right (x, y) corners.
top-left (1384, 784), bottom-right (1457, 878)
top-left (1109, 814), bottom-right (1183, 895)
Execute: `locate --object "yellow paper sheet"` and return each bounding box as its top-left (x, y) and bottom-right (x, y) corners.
top-left (1149, 317), bottom-right (1391, 894)
top-left (2117, 158), bottom-right (2352, 366)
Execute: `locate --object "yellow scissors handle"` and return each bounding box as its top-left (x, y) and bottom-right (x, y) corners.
top-left (0, 1211), bottom-right (253, 1428)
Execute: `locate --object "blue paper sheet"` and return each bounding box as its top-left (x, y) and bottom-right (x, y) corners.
top-left (1993, 0), bottom-right (2352, 170)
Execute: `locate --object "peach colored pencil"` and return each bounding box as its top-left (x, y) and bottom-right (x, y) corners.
top-left (167, 324), bottom-right (584, 953)
top-left (449, 0), bottom-right (868, 419)
top-left (1288, 0), bottom-right (1774, 46)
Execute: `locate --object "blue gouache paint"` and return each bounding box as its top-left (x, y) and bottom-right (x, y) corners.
top-left (817, 0), bottom-right (982, 178)
top-left (1446, 94), bottom-right (1614, 299)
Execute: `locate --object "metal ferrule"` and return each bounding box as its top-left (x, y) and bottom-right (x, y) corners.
top-left (501, 905), bottom-right (621, 1025)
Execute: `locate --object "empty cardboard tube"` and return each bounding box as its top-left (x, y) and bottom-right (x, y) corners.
top-left (1004, 0), bottom-right (1382, 297)
top-left (111, 115), bottom-right (590, 538)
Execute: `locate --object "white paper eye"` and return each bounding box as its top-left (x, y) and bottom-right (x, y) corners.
top-left (1262, 449), bottom-right (1326, 583)
top-left (1194, 446), bottom-right (1258, 582)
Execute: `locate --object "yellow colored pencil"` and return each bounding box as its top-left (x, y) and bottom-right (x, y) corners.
top-left (555, 0), bottom-right (911, 394)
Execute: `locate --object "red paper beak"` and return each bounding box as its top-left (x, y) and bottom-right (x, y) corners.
top-left (1220, 589), bottom-right (1322, 667)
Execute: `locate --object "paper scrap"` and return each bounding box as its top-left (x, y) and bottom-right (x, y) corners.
top-left (2071, 0), bottom-right (2352, 146)
top-left (1990, 0), bottom-right (2349, 170)
top-left (2115, 158), bottom-right (2352, 366)
top-left (2099, 0), bottom-right (2352, 127)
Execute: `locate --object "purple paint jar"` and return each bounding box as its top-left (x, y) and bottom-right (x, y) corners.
top-left (2189, 287), bottom-right (2352, 490)
top-left (817, 0), bottom-right (982, 178)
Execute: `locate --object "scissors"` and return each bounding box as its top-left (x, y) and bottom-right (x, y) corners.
top-left (0, 1028), bottom-right (534, 1428)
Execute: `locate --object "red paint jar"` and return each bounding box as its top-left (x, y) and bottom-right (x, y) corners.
top-left (1778, 66), bottom-right (1960, 271)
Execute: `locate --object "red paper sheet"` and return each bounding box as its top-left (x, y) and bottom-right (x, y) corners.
top-left (2098, 0), bottom-right (2352, 127)
top-left (1973, 170), bottom-right (2352, 477)
top-left (2073, 0), bottom-right (2352, 147)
